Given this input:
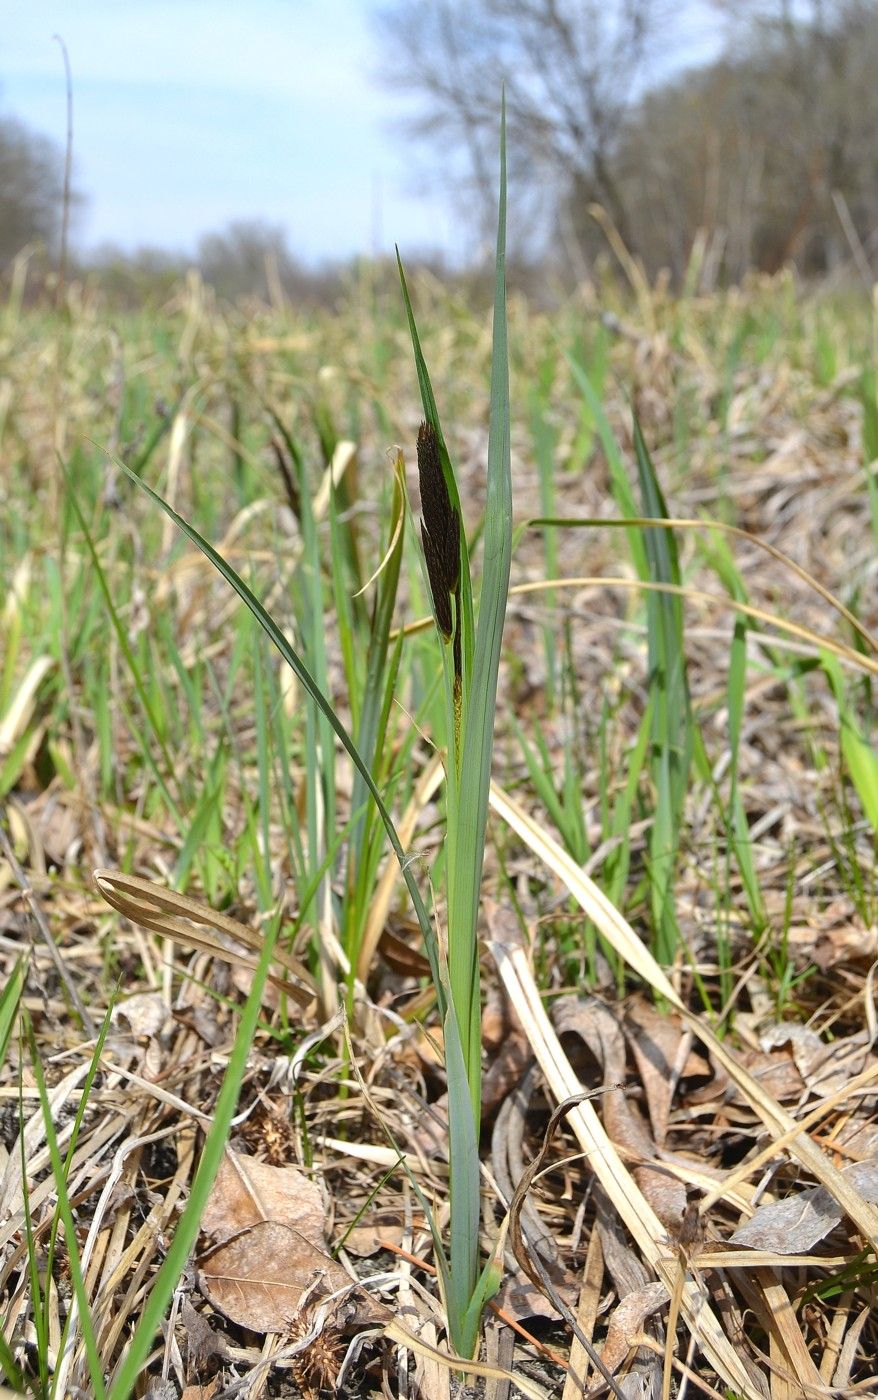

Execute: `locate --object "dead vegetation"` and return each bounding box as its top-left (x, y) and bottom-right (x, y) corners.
top-left (1, 266), bottom-right (877, 1397)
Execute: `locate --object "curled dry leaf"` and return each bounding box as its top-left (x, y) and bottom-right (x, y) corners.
top-left (552, 996), bottom-right (688, 1229)
top-left (115, 991), bottom-right (172, 1041)
top-left (730, 1157), bottom-right (878, 1253)
top-left (760, 1022), bottom-right (875, 1099)
top-left (597, 1280), bottom-right (668, 1377)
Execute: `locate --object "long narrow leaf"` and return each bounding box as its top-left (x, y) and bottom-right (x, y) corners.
top-left (450, 107), bottom-right (512, 1110)
top-left (633, 419), bottom-right (693, 962)
top-left (102, 449), bottom-right (444, 1009)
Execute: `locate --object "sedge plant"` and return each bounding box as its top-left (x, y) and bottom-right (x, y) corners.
top-left (93, 106), bottom-right (511, 1365)
top-left (395, 106), bottom-right (512, 1354)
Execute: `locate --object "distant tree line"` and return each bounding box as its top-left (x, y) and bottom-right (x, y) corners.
top-left (81, 222), bottom-right (358, 308)
top-left (3, 0), bottom-right (877, 300)
top-left (0, 115), bottom-right (75, 268)
top-left (378, 0), bottom-right (878, 285)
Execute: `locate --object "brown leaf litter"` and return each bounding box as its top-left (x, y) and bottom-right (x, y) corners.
top-left (3, 278), bottom-right (878, 1395)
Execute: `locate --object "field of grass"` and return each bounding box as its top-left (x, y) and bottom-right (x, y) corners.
top-left (1, 247), bottom-right (878, 1399)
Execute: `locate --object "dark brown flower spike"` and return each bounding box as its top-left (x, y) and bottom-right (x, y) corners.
top-left (417, 421), bottom-right (461, 644)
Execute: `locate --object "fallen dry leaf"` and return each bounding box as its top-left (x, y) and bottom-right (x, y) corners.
top-left (623, 997), bottom-right (685, 1148)
top-left (378, 923), bottom-right (432, 977)
top-left (197, 1149), bottom-right (391, 1337)
top-left (200, 1149), bottom-right (323, 1245)
top-left (343, 1215), bottom-right (407, 1258)
top-left (496, 1268), bottom-right (575, 1323)
top-left (733, 1043), bottom-right (805, 1102)
top-left (760, 1022), bottom-right (875, 1099)
top-left (553, 996), bottom-right (688, 1228)
top-left (180, 1382), bottom-right (219, 1400)
top-left (597, 1280), bottom-right (667, 1376)
top-left (730, 1157), bottom-right (878, 1252)
top-left (115, 991), bottom-right (172, 1040)
top-left (198, 1220), bottom-right (355, 1333)
top-left (181, 1297), bottom-right (228, 1375)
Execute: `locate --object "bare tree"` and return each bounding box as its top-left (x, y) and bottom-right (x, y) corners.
top-left (0, 114), bottom-right (80, 268)
top-left (375, 0), bottom-right (673, 259)
top-left (613, 0), bottom-right (878, 280)
top-left (708, 0), bottom-right (878, 271)
top-left (197, 220), bottom-right (301, 303)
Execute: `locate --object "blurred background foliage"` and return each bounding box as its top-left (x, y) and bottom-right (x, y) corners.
top-left (2, 0), bottom-right (877, 304)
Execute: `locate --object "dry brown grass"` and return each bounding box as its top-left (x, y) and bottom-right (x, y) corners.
top-left (1, 266), bottom-right (876, 1396)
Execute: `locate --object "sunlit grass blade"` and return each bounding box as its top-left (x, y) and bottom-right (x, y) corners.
top-left (398, 97), bottom-right (511, 1357)
top-left (632, 418), bottom-right (693, 962)
top-left (822, 653), bottom-right (878, 832)
top-left (0, 957), bottom-right (25, 1070)
top-left (22, 1014), bottom-right (107, 1400)
top-left (101, 447), bottom-right (444, 1003)
top-left (105, 907), bottom-right (284, 1400)
top-left (451, 105), bottom-right (511, 1106)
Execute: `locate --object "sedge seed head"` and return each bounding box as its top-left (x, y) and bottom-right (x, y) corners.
top-left (417, 421), bottom-right (460, 642)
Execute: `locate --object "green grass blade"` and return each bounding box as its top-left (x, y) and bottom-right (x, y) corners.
top-left (108, 909), bottom-right (283, 1399)
top-left (0, 956), bottom-right (25, 1068)
top-left (633, 417), bottom-right (693, 962)
top-left (0, 1328), bottom-right (26, 1393)
top-left (563, 354), bottom-right (647, 577)
top-left (823, 653), bottom-right (878, 831)
top-left (449, 102), bottom-right (512, 1117)
top-left (443, 989), bottom-right (482, 1360)
top-left (23, 1016), bottom-right (106, 1400)
top-left (104, 450), bottom-right (444, 1008)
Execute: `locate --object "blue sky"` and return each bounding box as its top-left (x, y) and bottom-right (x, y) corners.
top-left (1, 0), bottom-right (461, 265)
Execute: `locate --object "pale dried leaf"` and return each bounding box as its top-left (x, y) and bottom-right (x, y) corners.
top-left (198, 1220), bottom-right (353, 1333)
top-left (343, 1217), bottom-right (406, 1258)
top-left (730, 1158), bottom-right (878, 1252)
top-left (598, 1281), bottom-right (668, 1375)
top-left (200, 1149), bottom-right (323, 1245)
top-left (760, 1023), bottom-right (874, 1098)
